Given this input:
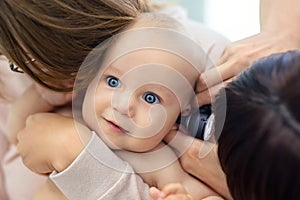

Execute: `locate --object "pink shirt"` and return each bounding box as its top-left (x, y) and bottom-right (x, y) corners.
top-left (0, 55), bottom-right (46, 200)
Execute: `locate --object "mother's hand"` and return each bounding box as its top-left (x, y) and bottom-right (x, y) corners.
top-left (196, 31), bottom-right (300, 106)
top-left (164, 130), bottom-right (232, 199)
top-left (17, 113), bottom-right (91, 174)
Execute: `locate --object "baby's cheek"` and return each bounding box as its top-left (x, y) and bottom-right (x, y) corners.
top-left (133, 105), bottom-right (168, 138)
top-left (138, 105), bottom-right (167, 126)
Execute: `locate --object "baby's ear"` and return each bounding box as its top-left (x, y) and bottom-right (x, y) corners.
top-left (181, 104), bottom-right (191, 117)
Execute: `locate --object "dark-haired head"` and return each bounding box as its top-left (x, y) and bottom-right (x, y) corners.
top-left (214, 50), bottom-right (300, 199)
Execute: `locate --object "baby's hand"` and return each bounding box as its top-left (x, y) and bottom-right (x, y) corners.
top-left (149, 183), bottom-right (193, 200)
top-left (17, 113), bottom-right (92, 174)
top-left (149, 183), bottom-right (224, 200)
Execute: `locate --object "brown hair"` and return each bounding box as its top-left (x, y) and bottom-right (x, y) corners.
top-left (0, 0), bottom-right (151, 91)
top-left (214, 50), bottom-right (300, 199)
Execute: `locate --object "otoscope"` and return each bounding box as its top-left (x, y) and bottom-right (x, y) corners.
top-left (177, 104), bottom-right (214, 141)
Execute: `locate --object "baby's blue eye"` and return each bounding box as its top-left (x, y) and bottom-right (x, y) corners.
top-left (143, 92), bottom-right (160, 104)
top-left (107, 76), bottom-right (120, 88)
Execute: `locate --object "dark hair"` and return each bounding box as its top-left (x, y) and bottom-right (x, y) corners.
top-left (214, 50), bottom-right (300, 200)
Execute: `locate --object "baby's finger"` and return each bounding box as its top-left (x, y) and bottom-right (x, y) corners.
top-left (161, 183), bottom-right (187, 195)
top-left (161, 183), bottom-right (193, 200)
top-left (162, 194), bottom-right (193, 200)
top-left (149, 187), bottom-right (165, 200)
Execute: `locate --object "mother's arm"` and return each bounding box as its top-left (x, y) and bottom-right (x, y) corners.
top-left (164, 131), bottom-right (232, 200)
top-left (196, 0), bottom-right (300, 105)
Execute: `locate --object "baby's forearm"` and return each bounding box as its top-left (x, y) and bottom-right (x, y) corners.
top-left (7, 84), bottom-right (54, 144)
top-left (33, 178), bottom-right (68, 200)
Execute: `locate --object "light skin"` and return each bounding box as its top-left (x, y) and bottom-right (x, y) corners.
top-left (163, 130), bottom-right (232, 200)
top-left (11, 87), bottom-right (89, 200)
top-left (15, 52), bottom-right (218, 199)
top-left (83, 47), bottom-right (221, 199)
top-left (14, 1), bottom-right (300, 199)
top-left (196, 0), bottom-right (300, 106)
top-left (15, 23), bottom-right (221, 199)
top-left (33, 178), bottom-right (70, 200)
top-left (165, 1), bottom-right (300, 199)
top-left (7, 83), bottom-right (73, 145)
top-left (82, 49), bottom-right (194, 152)
top-left (149, 183), bottom-right (223, 200)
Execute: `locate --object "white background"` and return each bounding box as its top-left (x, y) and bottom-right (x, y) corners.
top-left (167, 0), bottom-right (260, 41)
top-left (203, 0), bottom-right (260, 41)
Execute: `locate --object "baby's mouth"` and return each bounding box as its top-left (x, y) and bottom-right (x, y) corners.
top-left (105, 119), bottom-right (129, 133)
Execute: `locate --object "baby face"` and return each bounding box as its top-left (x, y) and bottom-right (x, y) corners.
top-left (83, 48), bottom-right (198, 152)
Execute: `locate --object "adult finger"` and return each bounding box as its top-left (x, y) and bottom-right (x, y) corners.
top-left (213, 48), bottom-right (230, 67)
top-left (214, 38), bottom-right (254, 67)
top-left (196, 77), bottom-right (233, 106)
top-left (196, 59), bottom-right (240, 93)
